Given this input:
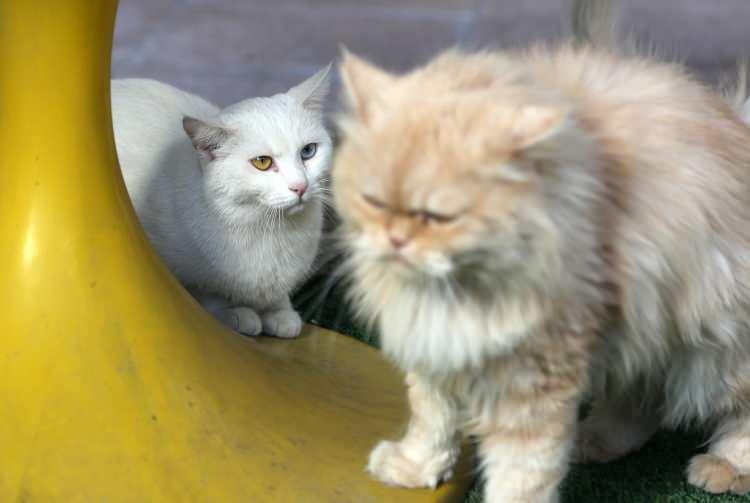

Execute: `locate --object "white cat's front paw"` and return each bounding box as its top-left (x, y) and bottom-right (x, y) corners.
top-left (367, 440), bottom-right (457, 489)
top-left (223, 306), bottom-right (262, 336)
top-left (261, 309), bottom-right (302, 338)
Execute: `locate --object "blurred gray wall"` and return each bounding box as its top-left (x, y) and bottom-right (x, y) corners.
top-left (113, 0), bottom-right (750, 107)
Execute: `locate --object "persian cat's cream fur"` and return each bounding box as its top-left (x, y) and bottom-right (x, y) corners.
top-left (331, 21), bottom-right (750, 503)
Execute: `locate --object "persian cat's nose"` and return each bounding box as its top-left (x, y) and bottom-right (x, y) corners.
top-left (289, 182), bottom-right (308, 198)
top-left (389, 235), bottom-right (407, 250)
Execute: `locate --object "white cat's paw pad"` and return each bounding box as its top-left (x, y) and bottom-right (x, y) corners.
top-left (228, 307), bottom-right (262, 336)
top-left (687, 453), bottom-right (750, 495)
top-left (262, 310), bottom-right (302, 339)
top-left (366, 440), bottom-right (456, 489)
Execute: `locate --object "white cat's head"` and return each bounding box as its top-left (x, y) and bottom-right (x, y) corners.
top-left (183, 65), bottom-right (333, 225)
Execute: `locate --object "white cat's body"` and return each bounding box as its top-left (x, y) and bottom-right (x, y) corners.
top-left (112, 73), bottom-right (331, 337)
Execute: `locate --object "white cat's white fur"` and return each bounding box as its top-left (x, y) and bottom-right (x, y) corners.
top-left (111, 67), bottom-right (332, 337)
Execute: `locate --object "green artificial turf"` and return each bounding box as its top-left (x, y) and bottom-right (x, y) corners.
top-left (294, 268), bottom-right (750, 503)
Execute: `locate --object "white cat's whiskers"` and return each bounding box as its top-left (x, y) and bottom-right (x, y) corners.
top-left (259, 206), bottom-right (272, 241)
top-left (275, 207), bottom-right (282, 232)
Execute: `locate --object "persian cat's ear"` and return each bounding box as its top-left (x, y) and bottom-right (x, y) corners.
top-left (484, 105), bottom-right (571, 181)
top-left (510, 105), bottom-right (570, 151)
top-left (287, 63), bottom-right (333, 113)
top-left (182, 117), bottom-right (230, 162)
top-left (338, 46), bottom-right (394, 122)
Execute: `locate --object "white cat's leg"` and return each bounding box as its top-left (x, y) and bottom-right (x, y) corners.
top-left (688, 413), bottom-right (750, 494)
top-left (260, 296), bottom-right (303, 339)
top-left (574, 392), bottom-right (660, 463)
top-left (367, 372), bottom-right (460, 489)
top-left (194, 291), bottom-right (262, 336)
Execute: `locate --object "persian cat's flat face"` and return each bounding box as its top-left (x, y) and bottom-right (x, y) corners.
top-left (333, 52), bottom-right (568, 288)
top-left (337, 126), bottom-right (531, 281)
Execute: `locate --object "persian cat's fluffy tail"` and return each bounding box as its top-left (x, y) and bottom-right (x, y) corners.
top-left (572, 0), bottom-right (750, 119)
top-left (570, 0), bottom-right (620, 49)
top-left (740, 64), bottom-right (750, 121)
top-left (720, 59), bottom-right (750, 119)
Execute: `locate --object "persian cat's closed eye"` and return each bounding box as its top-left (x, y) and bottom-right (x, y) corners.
top-left (332, 8), bottom-right (750, 503)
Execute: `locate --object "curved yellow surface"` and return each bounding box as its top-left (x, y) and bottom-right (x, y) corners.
top-left (0, 1), bottom-right (472, 502)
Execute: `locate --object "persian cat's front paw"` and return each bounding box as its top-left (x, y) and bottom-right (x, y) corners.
top-left (688, 454), bottom-right (750, 495)
top-left (222, 306), bottom-right (262, 336)
top-left (367, 440), bottom-right (457, 489)
top-left (261, 309), bottom-right (302, 338)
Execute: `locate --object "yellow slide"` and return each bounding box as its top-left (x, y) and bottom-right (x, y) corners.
top-left (0, 1), bottom-right (471, 501)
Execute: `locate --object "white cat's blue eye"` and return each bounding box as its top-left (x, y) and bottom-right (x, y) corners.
top-left (300, 143), bottom-right (317, 161)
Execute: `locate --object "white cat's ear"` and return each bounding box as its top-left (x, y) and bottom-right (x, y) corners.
top-left (339, 46), bottom-right (394, 122)
top-left (182, 116), bottom-right (229, 161)
top-left (511, 106), bottom-right (570, 151)
top-left (287, 64), bottom-right (332, 112)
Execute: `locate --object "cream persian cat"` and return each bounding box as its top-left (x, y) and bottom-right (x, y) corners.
top-left (331, 13), bottom-right (750, 503)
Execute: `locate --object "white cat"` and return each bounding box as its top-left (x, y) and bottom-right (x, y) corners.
top-left (111, 66), bottom-right (332, 338)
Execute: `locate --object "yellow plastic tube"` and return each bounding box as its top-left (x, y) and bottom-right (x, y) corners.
top-left (0, 1), bottom-right (471, 501)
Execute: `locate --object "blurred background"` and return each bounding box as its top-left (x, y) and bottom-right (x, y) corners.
top-left (113, 0), bottom-right (750, 107)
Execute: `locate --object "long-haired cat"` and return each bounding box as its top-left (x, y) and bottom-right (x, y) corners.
top-left (113, 66), bottom-right (331, 338)
top-left (332, 18), bottom-right (750, 503)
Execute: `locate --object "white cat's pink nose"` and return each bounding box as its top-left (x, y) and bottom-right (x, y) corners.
top-left (289, 182), bottom-right (308, 198)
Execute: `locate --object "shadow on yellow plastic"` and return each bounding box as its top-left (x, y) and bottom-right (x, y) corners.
top-left (0, 1), bottom-right (473, 501)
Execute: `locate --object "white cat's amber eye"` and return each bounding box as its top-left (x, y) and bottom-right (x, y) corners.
top-left (300, 143), bottom-right (317, 161)
top-left (250, 156), bottom-right (273, 171)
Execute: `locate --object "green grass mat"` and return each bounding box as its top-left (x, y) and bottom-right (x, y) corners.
top-left (294, 270), bottom-right (750, 502)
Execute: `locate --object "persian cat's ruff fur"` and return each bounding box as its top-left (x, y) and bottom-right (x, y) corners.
top-left (113, 67), bottom-right (332, 338)
top-left (332, 7), bottom-right (750, 502)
